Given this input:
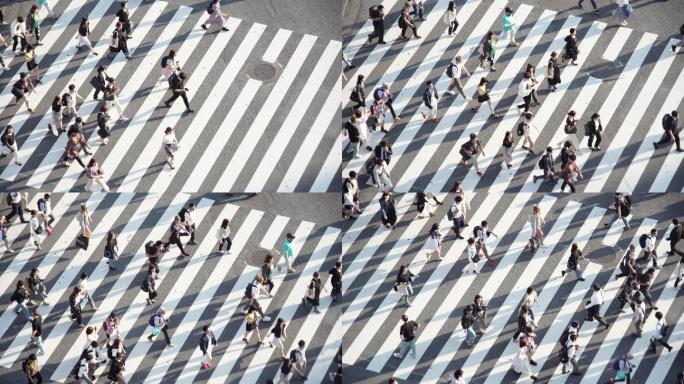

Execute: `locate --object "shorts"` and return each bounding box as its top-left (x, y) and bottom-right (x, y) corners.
top-left (477, 93), bottom-right (490, 103)
top-left (246, 322), bottom-right (257, 332)
top-left (272, 336), bottom-right (284, 350)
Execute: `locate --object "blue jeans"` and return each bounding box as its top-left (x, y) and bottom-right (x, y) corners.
top-left (412, 4), bottom-right (423, 19)
top-left (564, 266), bottom-right (583, 280)
top-left (399, 339), bottom-right (416, 358)
top-left (14, 302), bottom-right (31, 322)
top-left (611, 212), bottom-right (629, 228)
top-left (465, 327), bottom-right (476, 346)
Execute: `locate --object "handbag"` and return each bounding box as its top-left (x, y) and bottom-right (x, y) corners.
top-left (151, 326), bottom-right (161, 336)
top-left (34, 225), bottom-right (43, 235)
top-left (76, 234), bottom-right (90, 250)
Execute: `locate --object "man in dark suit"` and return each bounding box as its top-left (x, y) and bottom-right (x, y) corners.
top-left (667, 218), bottom-right (684, 256)
top-left (587, 112), bottom-right (602, 151)
top-left (653, 111), bottom-right (683, 152)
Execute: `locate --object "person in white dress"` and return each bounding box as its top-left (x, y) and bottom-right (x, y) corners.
top-left (373, 159), bottom-right (393, 192)
top-left (425, 223), bottom-right (443, 261)
top-left (162, 127), bottom-right (179, 169)
top-left (512, 339), bottom-right (538, 381)
top-left (28, 210), bottom-right (44, 250)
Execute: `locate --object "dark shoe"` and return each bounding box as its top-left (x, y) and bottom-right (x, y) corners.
top-left (675, 277), bottom-right (681, 287)
top-left (577, 1), bottom-right (583, 9)
top-left (186, 109), bottom-right (194, 113)
top-left (222, 27), bottom-right (229, 31)
top-left (201, 24), bottom-right (207, 30)
top-left (653, 142), bottom-right (658, 150)
top-left (561, 270), bottom-right (566, 277)
top-left (673, 44), bottom-right (677, 52)
top-left (164, 101), bottom-right (171, 108)
top-left (530, 360), bottom-right (537, 366)
top-left (578, 277), bottom-right (586, 281)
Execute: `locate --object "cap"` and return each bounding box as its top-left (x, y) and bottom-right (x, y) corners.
top-left (286, 233), bottom-right (295, 240)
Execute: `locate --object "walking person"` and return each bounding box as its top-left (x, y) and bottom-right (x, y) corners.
top-left (392, 314), bottom-right (419, 359)
top-left (278, 232), bottom-right (297, 273)
top-left (557, 110), bottom-right (580, 149)
top-left (546, 51), bottom-right (561, 91)
top-left (36, 193), bottom-right (54, 231)
top-left (585, 284), bottom-right (610, 329)
top-left (559, 153), bottom-right (583, 193)
top-left (512, 305), bottom-right (533, 341)
top-left (61, 132), bottom-right (91, 169)
top-left (578, 0), bottom-right (600, 13)
top-left (519, 112), bottom-right (538, 155)
top-left (350, 74), bottom-right (366, 110)
top-left (471, 78), bottom-right (499, 117)
top-left (102, 312), bottom-right (120, 342)
top-left (398, 3), bottom-right (421, 40)
top-left (69, 286), bottom-right (85, 327)
top-left (369, 96), bottom-right (386, 132)
top-left (161, 126), bottom-right (179, 169)
top-left (104, 80), bottom-right (127, 120)
top-left (142, 265), bottom-right (158, 305)
top-left (107, 352), bottom-right (126, 384)
top-left (24, 44), bottom-right (41, 83)
top-left (610, 353), bottom-right (635, 383)
top-left (267, 318), bottom-right (288, 358)
top-left (65, 83), bottom-right (85, 119)
top-left (649, 311), bottom-right (673, 352)
top-left (216, 218), bottom-right (232, 254)
top-left (424, 223), bottom-right (443, 261)
top-left (445, 55), bottom-right (470, 99)
top-left (605, 193), bottom-right (632, 230)
top-left (479, 31), bottom-right (497, 71)
top-left (0, 215), bottom-right (13, 253)
top-left (420, 81), bottom-right (439, 122)
top-left (528, 205), bottom-right (545, 250)
top-left (6, 192), bottom-right (28, 222)
top-left (0, 33), bottom-right (7, 71)
top-left (373, 159), bottom-right (393, 192)
top-left (450, 195), bottom-right (466, 239)
top-left (376, 83), bottom-right (398, 121)
top-left (667, 218), bottom-right (684, 256)
top-left (47, 96), bottom-right (64, 136)
top-left (27, 309), bottom-right (44, 355)
top-left (502, 131), bottom-right (514, 169)
top-left (637, 267), bottom-right (658, 310)
top-left (413, 191), bottom-right (438, 218)
top-left (517, 72), bottom-right (534, 114)
top-left (22, 354), bottom-right (43, 384)
top-left (240, 274), bottom-right (272, 321)
top-left (638, 228), bottom-right (659, 268)
top-left (444, 1), bottom-right (459, 36)
top-left (500, 7), bottom-right (519, 46)
top-left (616, 244), bottom-right (637, 280)
top-left (522, 287), bottom-right (539, 325)
top-left (38, 0), bottom-right (55, 19)
top-left (367, 4), bottom-right (386, 44)
top-left (1, 125), bottom-right (22, 165)
top-left (533, 147), bottom-right (556, 183)
top-left (525, 64), bottom-right (540, 106)
top-left (560, 141), bottom-right (574, 169)
top-left (475, 221), bottom-right (497, 265)
top-left (201, 0), bottom-right (230, 32)
top-left (329, 261), bottom-right (342, 302)
top-left (586, 112), bottom-right (603, 151)
top-left (615, 0), bottom-right (632, 27)
top-left (466, 238), bottom-right (483, 274)
top-left (562, 28), bottom-right (580, 65)
top-left (380, 192), bottom-right (398, 229)
top-left (85, 158), bottom-right (110, 192)
top-left (116, 1), bottom-right (132, 38)
top-left (343, 115), bottom-right (362, 159)
top-left (302, 271), bottom-right (326, 313)
top-left (96, 106), bottom-right (111, 145)
top-left (12, 73), bottom-right (36, 113)
top-left (512, 338), bottom-right (538, 382)
top-left (461, 305), bottom-right (477, 347)
top-left (160, 49), bottom-right (180, 82)
top-left (562, 243), bottom-right (587, 281)
top-left (473, 294), bottom-right (489, 330)
top-left (562, 333), bottom-right (581, 375)
top-left (242, 305), bottom-right (263, 345)
top-left (395, 264), bottom-right (415, 307)
top-left (653, 111), bottom-right (682, 152)
top-left (147, 308), bottom-right (175, 348)
top-left (78, 272), bottom-right (98, 311)
top-left (76, 17), bottom-right (98, 55)
top-left (12, 280), bottom-right (33, 322)
top-left (290, 340), bottom-right (308, 381)
top-left (199, 325), bottom-right (218, 368)
top-left (460, 133), bottom-right (485, 176)
top-left (27, 268), bottom-right (49, 305)
top-left (164, 215), bottom-right (191, 257)
top-left (631, 296), bottom-right (646, 337)
top-left (164, 72), bottom-right (194, 113)
top-left (28, 210), bottom-right (44, 250)
top-left (178, 203), bottom-right (198, 245)
top-left (10, 16), bottom-right (28, 53)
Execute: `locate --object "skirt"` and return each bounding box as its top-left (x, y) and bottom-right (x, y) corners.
top-left (477, 93), bottom-right (490, 103)
top-left (246, 321), bottom-right (257, 332)
top-left (205, 13), bottom-right (227, 26)
top-left (77, 35), bottom-right (92, 48)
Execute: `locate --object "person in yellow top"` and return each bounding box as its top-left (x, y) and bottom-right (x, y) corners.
top-left (22, 353), bottom-right (42, 383)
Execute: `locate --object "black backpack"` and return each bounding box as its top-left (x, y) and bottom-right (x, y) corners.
top-left (662, 114), bottom-right (671, 130)
top-left (207, 1), bottom-right (214, 14)
top-left (538, 155), bottom-right (547, 170)
top-left (280, 357), bottom-right (293, 374)
top-left (61, 93), bottom-right (70, 107)
top-left (289, 349), bottom-right (300, 364)
top-left (160, 55), bottom-right (169, 68)
top-left (517, 122), bottom-right (525, 136)
top-left (558, 344), bottom-right (569, 363)
top-left (149, 314), bottom-right (158, 327)
top-left (373, 88), bottom-right (383, 101)
top-left (178, 207), bottom-right (188, 222)
top-left (639, 234), bottom-right (649, 249)
top-left (447, 205), bottom-right (455, 221)
top-left (446, 63), bottom-right (454, 78)
top-left (245, 282), bottom-right (255, 299)
top-left (473, 226), bottom-right (482, 238)
top-left (37, 198), bottom-right (46, 213)
top-left (168, 72), bottom-right (180, 90)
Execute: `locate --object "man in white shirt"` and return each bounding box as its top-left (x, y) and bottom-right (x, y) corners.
top-left (445, 55), bottom-right (470, 100)
top-left (650, 311), bottom-right (673, 352)
top-left (450, 196), bottom-right (465, 239)
top-left (517, 72), bottom-right (534, 113)
top-left (37, 193), bottom-right (55, 229)
top-left (10, 16), bottom-right (27, 53)
top-left (447, 369), bottom-right (466, 384)
top-left (639, 228), bottom-right (660, 269)
top-left (564, 333), bottom-right (581, 375)
top-left (180, 203), bottom-right (198, 245)
top-left (292, 340), bottom-right (308, 380)
top-left (585, 284), bottom-right (610, 329)
top-left (7, 192), bottom-right (28, 223)
top-left (475, 220), bottom-right (497, 264)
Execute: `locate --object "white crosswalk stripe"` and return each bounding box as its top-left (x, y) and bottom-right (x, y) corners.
top-left (0, 0), bottom-right (340, 193)
top-left (0, 194), bottom-right (339, 383)
top-left (338, 192), bottom-right (684, 383)
top-left (341, 1), bottom-right (684, 195)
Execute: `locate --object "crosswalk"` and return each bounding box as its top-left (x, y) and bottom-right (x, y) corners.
top-left (0, 193), bottom-right (341, 383)
top-left (341, 0), bottom-right (684, 193)
top-left (0, 0), bottom-right (341, 193)
top-left (340, 192), bottom-right (684, 383)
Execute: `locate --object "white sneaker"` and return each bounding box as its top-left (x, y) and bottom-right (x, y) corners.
top-left (262, 316), bottom-right (272, 322)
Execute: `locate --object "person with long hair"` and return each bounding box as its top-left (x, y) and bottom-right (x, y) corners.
top-left (268, 318), bottom-right (288, 358)
top-left (242, 305), bottom-right (263, 345)
top-left (395, 264), bottom-right (415, 307)
top-left (76, 17), bottom-right (98, 55)
top-left (379, 192), bottom-right (397, 229)
top-left (444, 1), bottom-right (458, 36)
top-left (0, 215), bottom-right (14, 253)
top-left (85, 158), bottom-right (110, 192)
top-left (528, 205), bottom-right (545, 250)
top-left (502, 131), bottom-right (514, 169)
top-left (105, 231), bottom-right (119, 270)
top-left (201, 0), bottom-right (230, 31)
top-left (216, 218), bottom-right (232, 254)
top-left (471, 77), bottom-right (498, 117)
top-left (562, 243), bottom-right (587, 281)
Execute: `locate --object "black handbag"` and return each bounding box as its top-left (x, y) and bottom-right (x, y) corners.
top-left (76, 234), bottom-right (89, 250)
top-left (11, 87), bottom-right (24, 99)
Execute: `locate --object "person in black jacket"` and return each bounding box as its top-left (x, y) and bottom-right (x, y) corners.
top-left (562, 28), bottom-right (579, 65)
top-left (107, 352), bottom-right (126, 383)
top-left (12, 281), bottom-right (32, 322)
top-left (329, 261), bottom-right (342, 302)
top-left (68, 286), bottom-right (84, 326)
top-left (667, 218), bottom-right (684, 256)
top-left (533, 147), bottom-right (555, 183)
top-left (512, 304), bottom-right (532, 341)
top-left (586, 112), bottom-right (603, 151)
top-left (116, 1), bottom-right (132, 37)
top-left (546, 52), bottom-right (561, 92)
top-left (144, 266), bottom-right (157, 305)
top-left (199, 325), bottom-right (217, 368)
top-left (163, 72), bottom-right (194, 113)
top-left (653, 111), bottom-right (682, 152)
top-left (368, 5), bottom-right (386, 44)
top-left (92, 66), bottom-right (109, 101)
top-left (344, 116), bottom-right (361, 158)
top-left (374, 141), bottom-right (392, 165)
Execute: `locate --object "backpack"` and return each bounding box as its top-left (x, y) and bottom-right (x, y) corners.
top-left (140, 278), bottom-right (148, 292)
top-left (471, 251), bottom-right (481, 263)
top-left (148, 314), bottom-right (158, 327)
top-left (516, 122), bottom-right (525, 136)
top-left (22, 358), bottom-right (29, 373)
top-left (111, 30), bottom-right (120, 48)
top-left (245, 282), bottom-right (255, 299)
top-left (373, 88), bottom-right (383, 101)
top-left (447, 206), bottom-right (454, 221)
top-left (37, 198), bottom-right (46, 213)
top-left (168, 72), bottom-right (180, 90)
top-left (61, 93), bottom-right (70, 107)
top-left (178, 207), bottom-right (188, 222)
top-left (145, 241), bottom-right (156, 255)
top-left (280, 357), bottom-right (293, 374)
top-left (446, 63), bottom-right (454, 78)
top-left (473, 226), bottom-right (482, 238)
top-left (538, 155), bottom-right (547, 170)
top-left (289, 349), bottom-right (300, 364)
top-left (662, 114), bottom-right (671, 130)
top-left (349, 89), bottom-right (360, 102)
top-left (613, 357), bottom-right (625, 371)
top-left (638, 234), bottom-right (648, 249)
top-left (161, 55), bottom-right (169, 68)
top-left (102, 319), bottom-right (113, 335)
top-left (207, 2), bottom-right (214, 14)
top-left (619, 198), bottom-right (631, 216)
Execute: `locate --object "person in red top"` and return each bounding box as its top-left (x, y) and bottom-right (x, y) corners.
top-left (61, 132), bottom-right (91, 168)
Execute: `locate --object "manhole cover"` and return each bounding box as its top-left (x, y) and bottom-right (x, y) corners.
top-left (248, 248), bottom-right (275, 267)
top-left (589, 61), bottom-right (624, 80)
top-left (587, 245), bottom-right (622, 268)
top-left (251, 61), bottom-right (280, 82)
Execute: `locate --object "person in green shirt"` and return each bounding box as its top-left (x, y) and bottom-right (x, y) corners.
top-left (500, 7), bottom-right (519, 46)
top-left (280, 233), bottom-right (296, 273)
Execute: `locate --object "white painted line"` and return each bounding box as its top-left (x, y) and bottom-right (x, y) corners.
top-left (0, 193), bottom-right (79, 297)
top-left (602, 214), bottom-right (632, 248)
top-left (180, 78), bottom-right (262, 191)
top-left (585, 39), bottom-right (678, 192)
top-left (552, 32), bottom-right (657, 192)
top-left (456, 14), bottom-right (580, 194)
top-left (239, 227), bottom-right (340, 383)
top-left (420, 195), bottom-right (557, 383)
top-left (0, 0), bottom-right (150, 182)
top-left (123, 204), bottom-right (241, 381)
top-left (640, 299), bottom-right (684, 383)
top-left (115, 17), bottom-right (246, 192)
top-left (215, 34), bottom-right (317, 190)
top-left (23, 1), bottom-right (174, 189)
top-left (173, 211), bottom-right (285, 384)
top-left (310, 129), bottom-right (344, 192)
top-left (343, 0), bottom-right (401, 62)
top-left (262, 28), bottom-right (292, 63)
top-left (601, 27), bottom-right (631, 62)
top-left (341, 192), bottom-right (381, 257)
top-left (0, 193), bottom-right (117, 367)
top-left (545, 219), bottom-right (660, 381)
top-left (342, 0), bottom-right (493, 181)
top-left (280, 74), bottom-right (341, 192)
top-left (638, 57), bottom-right (684, 192)
top-left (247, 40), bottom-right (340, 191)
top-left (49, 193), bottom-right (194, 382)
top-left (484, 205), bottom-right (605, 383)
top-left (207, 220), bottom-right (316, 382)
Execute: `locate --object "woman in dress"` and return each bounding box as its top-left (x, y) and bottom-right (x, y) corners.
top-left (48, 96), bottom-right (64, 136)
top-left (97, 105), bottom-right (111, 145)
top-left (525, 63), bottom-right (539, 105)
top-left (373, 159), bottom-right (393, 192)
top-left (201, 0), bottom-right (230, 32)
top-left (529, 205), bottom-right (545, 250)
top-left (471, 77), bottom-right (498, 117)
top-left (160, 49), bottom-right (180, 82)
top-left (512, 338), bottom-right (538, 381)
top-left (162, 126), bottom-right (179, 169)
top-left (414, 192), bottom-right (438, 218)
top-left (24, 44), bottom-right (41, 83)
top-left (379, 192), bottom-right (397, 229)
top-left (425, 223), bottom-right (443, 261)
top-left (85, 158), bottom-right (110, 192)
top-left (547, 51), bottom-right (561, 91)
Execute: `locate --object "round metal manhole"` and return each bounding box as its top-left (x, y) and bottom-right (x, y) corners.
top-left (250, 61), bottom-right (280, 82)
top-left (588, 61), bottom-right (624, 80)
top-left (248, 248), bottom-right (274, 267)
top-left (587, 245), bottom-right (622, 268)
